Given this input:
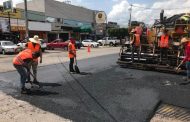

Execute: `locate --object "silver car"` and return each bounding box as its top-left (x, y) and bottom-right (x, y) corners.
top-left (0, 41), bottom-right (20, 55)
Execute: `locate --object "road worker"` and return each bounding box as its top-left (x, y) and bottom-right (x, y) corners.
top-left (159, 29), bottom-right (171, 63)
top-left (68, 38), bottom-right (76, 73)
top-left (25, 35), bottom-right (42, 84)
top-left (13, 49), bottom-right (40, 94)
top-left (176, 37), bottom-right (190, 81)
top-left (130, 29), bottom-right (141, 62)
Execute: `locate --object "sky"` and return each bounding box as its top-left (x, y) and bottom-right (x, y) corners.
top-left (1, 0), bottom-right (190, 27)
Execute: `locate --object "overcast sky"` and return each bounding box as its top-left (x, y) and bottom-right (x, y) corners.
top-left (1, 0), bottom-right (190, 27)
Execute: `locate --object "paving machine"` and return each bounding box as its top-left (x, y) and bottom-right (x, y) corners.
top-left (117, 13), bottom-right (190, 73)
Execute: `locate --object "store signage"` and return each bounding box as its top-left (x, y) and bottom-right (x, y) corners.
top-left (0, 8), bottom-right (21, 19)
top-left (11, 26), bottom-right (26, 31)
top-left (95, 11), bottom-right (106, 24)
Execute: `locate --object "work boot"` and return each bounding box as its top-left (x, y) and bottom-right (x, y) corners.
top-left (33, 79), bottom-right (40, 85)
top-left (21, 87), bottom-right (30, 94)
top-left (26, 80), bottom-right (32, 84)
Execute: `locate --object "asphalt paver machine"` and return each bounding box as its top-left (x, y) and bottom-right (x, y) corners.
top-left (117, 13), bottom-right (190, 73)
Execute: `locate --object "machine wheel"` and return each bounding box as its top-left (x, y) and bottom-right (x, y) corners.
top-left (91, 44), bottom-right (94, 48)
top-left (109, 42), bottom-right (114, 46)
top-left (99, 42), bottom-right (103, 46)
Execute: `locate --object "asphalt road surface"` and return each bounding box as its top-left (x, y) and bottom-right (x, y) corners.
top-left (1, 53), bottom-right (190, 122)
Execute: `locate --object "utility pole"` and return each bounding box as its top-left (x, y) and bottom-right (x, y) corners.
top-left (24, 0), bottom-right (29, 38)
top-left (128, 4), bottom-right (133, 27)
top-left (8, 12), bottom-right (11, 32)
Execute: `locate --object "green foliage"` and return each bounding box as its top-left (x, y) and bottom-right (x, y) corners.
top-left (108, 28), bottom-right (129, 39)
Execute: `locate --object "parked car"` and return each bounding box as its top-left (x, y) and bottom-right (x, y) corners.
top-left (82, 39), bottom-right (99, 48)
top-left (0, 41), bottom-right (21, 55)
top-left (97, 37), bottom-right (120, 46)
top-left (46, 39), bottom-right (69, 50)
top-left (17, 38), bottom-right (47, 52)
top-left (39, 39), bottom-right (47, 52)
top-left (75, 40), bottom-right (83, 49)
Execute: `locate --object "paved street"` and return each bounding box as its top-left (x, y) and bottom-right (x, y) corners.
top-left (0, 46), bottom-right (190, 122)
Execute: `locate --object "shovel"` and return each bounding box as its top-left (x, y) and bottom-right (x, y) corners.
top-left (74, 57), bottom-right (80, 74)
top-left (27, 69), bottom-right (42, 88)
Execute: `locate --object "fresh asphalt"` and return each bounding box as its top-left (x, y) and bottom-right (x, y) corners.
top-left (1, 54), bottom-right (190, 122)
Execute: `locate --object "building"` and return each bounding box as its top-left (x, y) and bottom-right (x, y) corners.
top-left (0, 7), bottom-right (51, 42)
top-left (16, 0), bottom-right (96, 41)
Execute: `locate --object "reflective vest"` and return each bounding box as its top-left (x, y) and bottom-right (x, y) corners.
top-left (160, 35), bottom-right (169, 48)
top-left (27, 41), bottom-right (40, 61)
top-left (134, 34), bottom-right (140, 47)
top-left (13, 49), bottom-right (32, 65)
top-left (68, 42), bottom-right (76, 58)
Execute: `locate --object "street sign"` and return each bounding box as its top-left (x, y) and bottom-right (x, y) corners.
top-left (3, 0), bottom-right (13, 13)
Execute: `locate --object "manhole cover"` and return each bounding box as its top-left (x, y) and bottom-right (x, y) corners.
top-left (151, 104), bottom-right (190, 122)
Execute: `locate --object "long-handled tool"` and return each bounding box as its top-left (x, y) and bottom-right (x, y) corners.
top-left (27, 69), bottom-right (42, 88)
top-left (74, 57), bottom-right (80, 74)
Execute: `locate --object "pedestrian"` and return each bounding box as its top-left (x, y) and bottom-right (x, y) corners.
top-left (130, 29), bottom-right (141, 62)
top-left (176, 37), bottom-right (190, 81)
top-left (13, 48), bottom-right (40, 94)
top-left (68, 38), bottom-right (76, 73)
top-left (159, 29), bottom-right (171, 64)
top-left (25, 35), bottom-right (42, 84)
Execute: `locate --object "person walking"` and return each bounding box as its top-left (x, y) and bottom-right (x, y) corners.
top-left (25, 35), bottom-right (42, 84)
top-left (13, 48), bottom-right (40, 94)
top-left (176, 37), bottom-right (190, 81)
top-left (68, 38), bottom-right (76, 73)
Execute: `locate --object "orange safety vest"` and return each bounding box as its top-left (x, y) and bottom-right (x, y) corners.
top-left (160, 35), bottom-right (169, 48)
top-left (68, 42), bottom-right (76, 58)
top-left (13, 49), bottom-right (33, 65)
top-left (134, 34), bottom-right (140, 47)
top-left (27, 42), bottom-right (40, 61)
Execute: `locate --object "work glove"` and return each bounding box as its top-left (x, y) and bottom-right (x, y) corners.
top-left (22, 63), bottom-right (29, 70)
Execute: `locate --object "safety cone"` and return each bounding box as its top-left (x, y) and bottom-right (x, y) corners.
top-left (87, 45), bottom-right (91, 53)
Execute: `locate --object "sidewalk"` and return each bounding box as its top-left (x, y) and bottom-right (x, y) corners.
top-left (0, 47), bottom-right (120, 122)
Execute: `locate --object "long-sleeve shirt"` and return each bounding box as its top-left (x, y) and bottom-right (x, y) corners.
top-left (183, 43), bottom-right (190, 62)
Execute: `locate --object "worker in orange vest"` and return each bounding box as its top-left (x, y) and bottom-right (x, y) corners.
top-left (68, 38), bottom-right (76, 73)
top-left (13, 48), bottom-right (40, 94)
top-left (176, 37), bottom-right (190, 81)
top-left (130, 29), bottom-right (141, 62)
top-left (25, 35), bottom-right (42, 84)
top-left (159, 29), bottom-right (171, 63)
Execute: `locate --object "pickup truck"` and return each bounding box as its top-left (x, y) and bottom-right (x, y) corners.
top-left (97, 37), bottom-right (120, 46)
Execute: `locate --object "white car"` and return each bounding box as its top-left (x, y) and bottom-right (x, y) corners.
top-left (82, 39), bottom-right (99, 48)
top-left (17, 39), bottom-right (47, 52)
top-left (97, 37), bottom-right (120, 46)
top-left (0, 41), bottom-right (21, 55)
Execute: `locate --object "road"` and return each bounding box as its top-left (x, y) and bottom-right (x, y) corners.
top-left (1, 47), bottom-right (190, 122)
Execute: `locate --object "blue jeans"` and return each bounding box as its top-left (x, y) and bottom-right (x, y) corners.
top-left (14, 64), bottom-right (27, 88)
top-left (186, 61), bottom-right (190, 78)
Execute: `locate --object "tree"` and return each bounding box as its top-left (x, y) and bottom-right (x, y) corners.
top-left (108, 28), bottom-right (129, 39)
